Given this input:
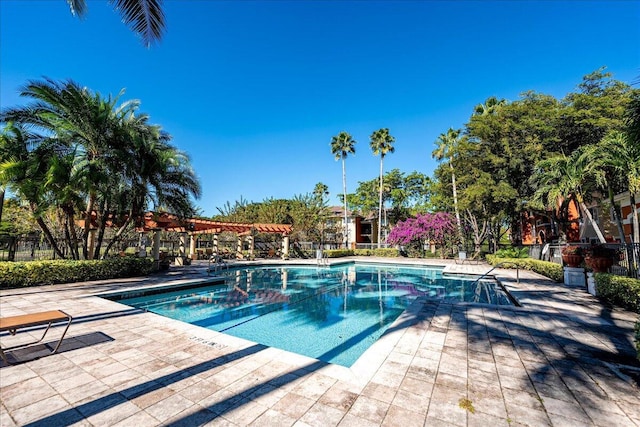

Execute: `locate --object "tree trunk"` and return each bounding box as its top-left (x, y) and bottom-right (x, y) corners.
top-left (578, 201), bottom-right (606, 243)
top-left (449, 163), bottom-right (463, 245)
top-left (342, 158), bottom-right (348, 249)
top-left (0, 188), bottom-right (4, 225)
top-left (92, 199), bottom-right (108, 260)
top-left (630, 193), bottom-right (639, 243)
top-left (102, 216), bottom-right (133, 258)
top-left (465, 208), bottom-right (488, 256)
top-left (607, 186), bottom-right (626, 243)
top-left (82, 192), bottom-right (96, 260)
top-left (32, 210), bottom-right (65, 259)
top-left (377, 155), bottom-right (384, 249)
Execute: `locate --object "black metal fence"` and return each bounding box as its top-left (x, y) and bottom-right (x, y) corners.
top-left (529, 243), bottom-right (640, 279)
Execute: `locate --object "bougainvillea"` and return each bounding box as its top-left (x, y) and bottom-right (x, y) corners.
top-left (387, 212), bottom-right (455, 247)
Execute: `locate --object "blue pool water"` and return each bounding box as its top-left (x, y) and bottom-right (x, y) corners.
top-left (113, 263), bottom-right (513, 366)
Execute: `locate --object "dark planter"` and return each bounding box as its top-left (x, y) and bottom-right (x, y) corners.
top-left (585, 256), bottom-right (614, 273)
top-left (562, 254), bottom-right (584, 268)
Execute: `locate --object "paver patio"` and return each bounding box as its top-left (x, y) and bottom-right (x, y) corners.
top-left (1, 257), bottom-right (638, 426)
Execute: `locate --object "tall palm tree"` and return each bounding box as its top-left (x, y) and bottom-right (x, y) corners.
top-left (432, 128), bottom-right (464, 245)
top-left (330, 131), bottom-right (356, 248)
top-left (369, 128), bottom-right (395, 248)
top-left (66, 0), bottom-right (165, 47)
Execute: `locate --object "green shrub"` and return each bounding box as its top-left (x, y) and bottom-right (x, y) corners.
top-left (354, 249), bottom-right (372, 256)
top-left (486, 255), bottom-right (563, 282)
top-left (594, 273), bottom-right (640, 314)
top-left (494, 247), bottom-right (529, 259)
top-left (325, 249), bottom-right (354, 258)
top-left (371, 248), bottom-right (399, 257)
top-left (0, 257), bottom-right (154, 289)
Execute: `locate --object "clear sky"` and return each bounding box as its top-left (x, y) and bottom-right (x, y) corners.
top-left (1, 1), bottom-right (639, 217)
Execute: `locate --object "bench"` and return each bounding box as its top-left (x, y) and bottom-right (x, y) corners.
top-left (0, 310), bottom-right (73, 364)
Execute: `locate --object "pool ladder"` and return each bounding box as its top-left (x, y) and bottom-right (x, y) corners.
top-left (316, 251), bottom-right (329, 267)
top-left (208, 256), bottom-right (229, 275)
top-left (470, 262), bottom-right (519, 286)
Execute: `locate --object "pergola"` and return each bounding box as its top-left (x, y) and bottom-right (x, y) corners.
top-left (137, 212), bottom-right (293, 263)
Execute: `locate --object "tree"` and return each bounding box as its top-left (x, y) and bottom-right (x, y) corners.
top-left (473, 96), bottom-right (506, 116)
top-left (387, 212), bottom-right (455, 257)
top-left (330, 131), bottom-right (356, 248)
top-left (586, 131), bottom-right (640, 243)
top-left (369, 128), bottom-right (395, 248)
top-left (66, 0), bottom-right (166, 47)
top-left (530, 150), bottom-right (605, 243)
top-left (432, 128), bottom-right (464, 245)
top-left (1, 78), bottom-right (201, 259)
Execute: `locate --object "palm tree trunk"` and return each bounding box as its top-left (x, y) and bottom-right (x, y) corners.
top-left (32, 207), bottom-right (65, 259)
top-left (342, 157), bottom-right (348, 249)
top-left (607, 186), bottom-right (626, 242)
top-left (377, 156), bottom-right (384, 249)
top-left (450, 163), bottom-right (463, 245)
top-left (630, 193), bottom-right (639, 243)
top-left (0, 188), bottom-right (4, 225)
top-left (83, 192), bottom-right (96, 259)
top-left (103, 215), bottom-right (134, 258)
top-left (578, 201), bottom-right (606, 243)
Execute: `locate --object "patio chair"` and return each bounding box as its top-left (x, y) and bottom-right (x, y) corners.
top-left (0, 310), bottom-right (73, 364)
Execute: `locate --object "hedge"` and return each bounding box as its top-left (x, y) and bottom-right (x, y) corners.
top-left (0, 257), bottom-right (154, 289)
top-left (594, 273), bottom-right (640, 314)
top-left (486, 255), bottom-right (564, 282)
top-left (326, 248), bottom-right (400, 258)
top-left (325, 249), bottom-right (354, 258)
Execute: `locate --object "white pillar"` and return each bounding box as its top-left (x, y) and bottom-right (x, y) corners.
top-left (237, 237), bottom-right (242, 259)
top-left (189, 234), bottom-right (196, 259)
top-left (175, 233), bottom-right (187, 265)
top-left (152, 229), bottom-right (161, 261)
top-left (248, 235), bottom-right (254, 259)
top-left (282, 235), bottom-right (290, 260)
top-left (213, 234), bottom-right (219, 256)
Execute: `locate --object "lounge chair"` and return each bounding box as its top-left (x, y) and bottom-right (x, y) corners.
top-left (0, 310), bottom-right (73, 364)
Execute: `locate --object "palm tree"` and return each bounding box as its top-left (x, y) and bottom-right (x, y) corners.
top-left (369, 128), bottom-right (395, 248)
top-left (432, 128), bottom-right (464, 245)
top-left (530, 150), bottom-right (605, 243)
top-left (0, 122), bottom-right (68, 258)
top-left (330, 131), bottom-right (356, 248)
top-left (473, 96), bottom-right (506, 116)
top-left (1, 78), bottom-right (201, 259)
top-left (587, 131), bottom-right (640, 243)
top-left (66, 0), bottom-right (165, 47)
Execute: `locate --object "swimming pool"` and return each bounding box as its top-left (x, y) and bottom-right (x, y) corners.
top-left (111, 263), bottom-right (513, 366)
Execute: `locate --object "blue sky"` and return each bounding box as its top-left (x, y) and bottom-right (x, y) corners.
top-left (1, 1), bottom-right (639, 217)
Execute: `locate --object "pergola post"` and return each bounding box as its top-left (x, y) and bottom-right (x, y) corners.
top-left (176, 232), bottom-right (187, 265)
top-left (189, 234), bottom-right (196, 260)
top-left (282, 235), bottom-right (289, 260)
top-left (236, 236), bottom-right (242, 259)
top-left (213, 233), bottom-right (219, 257)
top-left (152, 229), bottom-right (161, 261)
top-left (248, 235), bottom-right (254, 259)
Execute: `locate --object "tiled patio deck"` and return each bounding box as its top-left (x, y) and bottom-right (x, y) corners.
top-left (1, 258), bottom-right (638, 426)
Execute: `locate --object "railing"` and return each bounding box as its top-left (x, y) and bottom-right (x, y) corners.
top-left (470, 262), bottom-right (520, 287)
top-left (530, 242), bottom-right (640, 279)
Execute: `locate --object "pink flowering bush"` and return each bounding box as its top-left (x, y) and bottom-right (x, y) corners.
top-left (387, 212), bottom-right (456, 256)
